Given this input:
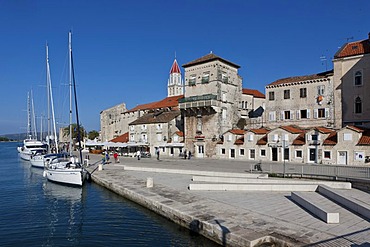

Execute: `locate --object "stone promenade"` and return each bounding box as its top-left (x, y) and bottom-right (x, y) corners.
top-left (85, 154), bottom-right (370, 247)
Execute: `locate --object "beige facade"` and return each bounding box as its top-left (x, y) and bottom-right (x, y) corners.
top-left (333, 34), bottom-right (370, 128)
top-left (180, 53), bottom-right (242, 158)
top-left (100, 103), bottom-right (127, 142)
top-left (265, 71), bottom-right (335, 129)
top-left (240, 89), bottom-right (266, 128)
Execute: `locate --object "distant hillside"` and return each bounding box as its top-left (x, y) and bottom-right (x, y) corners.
top-left (0, 132), bottom-right (51, 141)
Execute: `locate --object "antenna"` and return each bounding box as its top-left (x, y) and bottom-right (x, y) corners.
top-left (320, 55), bottom-right (327, 71)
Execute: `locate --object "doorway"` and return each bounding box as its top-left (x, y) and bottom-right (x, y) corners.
top-left (272, 148), bottom-right (278, 161)
top-left (309, 148), bottom-right (316, 163)
top-left (338, 151), bottom-right (347, 165)
top-left (230, 149), bottom-right (235, 158)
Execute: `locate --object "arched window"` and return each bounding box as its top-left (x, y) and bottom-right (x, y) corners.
top-left (355, 71), bottom-right (362, 86)
top-left (355, 97), bottom-right (362, 114)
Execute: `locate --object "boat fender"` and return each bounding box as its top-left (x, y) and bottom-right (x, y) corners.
top-left (43, 170), bottom-right (46, 177)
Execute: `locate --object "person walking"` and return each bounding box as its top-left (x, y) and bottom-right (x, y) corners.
top-left (105, 152), bottom-right (110, 163)
top-left (113, 152), bottom-right (119, 163)
top-left (137, 150), bottom-right (141, 160)
top-left (188, 150), bottom-right (191, 159)
top-left (156, 148), bottom-right (160, 160)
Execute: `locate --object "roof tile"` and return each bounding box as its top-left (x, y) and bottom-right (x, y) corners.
top-left (242, 88), bottom-right (265, 98)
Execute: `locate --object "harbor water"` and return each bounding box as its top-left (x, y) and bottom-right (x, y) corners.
top-left (0, 142), bottom-right (218, 246)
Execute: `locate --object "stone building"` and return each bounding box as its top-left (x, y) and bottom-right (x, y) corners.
top-left (264, 70), bottom-right (335, 129)
top-left (240, 88), bottom-right (265, 128)
top-left (333, 33), bottom-right (370, 128)
top-left (100, 59), bottom-right (184, 142)
top-left (179, 53), bottom-right (243, 158)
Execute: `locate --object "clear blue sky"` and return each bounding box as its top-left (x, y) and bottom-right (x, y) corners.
top-left (0, 0), bottom-right (369, 135)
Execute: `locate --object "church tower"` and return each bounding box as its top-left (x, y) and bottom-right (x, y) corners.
top-left (167, 59), bottom-right (184, 97)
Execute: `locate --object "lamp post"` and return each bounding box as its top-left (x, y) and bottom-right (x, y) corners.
top-left (283, 139), bottom-right (286, 178)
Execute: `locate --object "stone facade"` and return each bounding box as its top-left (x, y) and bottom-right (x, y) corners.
top-left (180, 53), bottom-right (242, 158)
top-left (100, 103), bottom-right (127, 142)
top-left (265, 71), bottom-right (335, 129)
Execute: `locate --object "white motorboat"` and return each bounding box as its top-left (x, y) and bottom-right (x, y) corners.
top-left (18, 139), bottom-right (47, 161)
top-left (44, 31), bottom-right (87, 186)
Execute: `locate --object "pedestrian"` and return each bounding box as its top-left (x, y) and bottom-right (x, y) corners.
top-left (113, 152), bottom-right (119, 163)
top-left (101, 152), bottom-right (105, 164)
top-left (188, 150), bottom-right (191, 159)
top-left (156, 148), bottom-right (160, 160)
top-left (105, 152), bottom-right (110, 163)
top-left (184, 149), bottom-right (187, 159)
top-left (137, 150), bottom-right (141, 160)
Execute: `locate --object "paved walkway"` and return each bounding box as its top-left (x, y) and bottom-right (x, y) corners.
top-left (86, 155), bottom-right (370, 247)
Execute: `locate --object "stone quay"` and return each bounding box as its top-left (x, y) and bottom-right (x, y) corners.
top-left (85, 154), bottom-right (370, 247)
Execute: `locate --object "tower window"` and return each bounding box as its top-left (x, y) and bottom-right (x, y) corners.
top-left (284, 90), bottom-right (290, 99)
top-left (355, 97), bottom-right (362, 114)
top-left (355, 71), bottom-right (362, 86)
top-left (189, 75), bottom-right (196, 86)
top-left (202, 72), bottom-right (210, 83)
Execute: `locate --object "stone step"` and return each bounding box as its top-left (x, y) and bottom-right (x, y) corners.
top-left (188, 183), bottom-right (319, 191)
top-left (291, 192), bottom-right (339, 224)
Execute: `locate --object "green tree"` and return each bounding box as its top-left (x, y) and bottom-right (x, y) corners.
top-left (63, 123), bottom-right (86, 140)
top-left (88, 130), bottom-right (99, 140)
top-left (0, 137), bottom-right (10, 142)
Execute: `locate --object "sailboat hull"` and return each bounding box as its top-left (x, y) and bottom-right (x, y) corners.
top-left (44, 168), bottom-right (86, 186)
top-left (30, 155), bottom-right (45, 168)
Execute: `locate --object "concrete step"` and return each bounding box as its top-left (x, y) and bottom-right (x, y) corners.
top-left (291, 192), bottom-right (339, 224)
top-left (123, 165), bottom-right (268, 178)
top-left (188, 183), bottom-right (319, 191)
top-left (318, 185), bottom-right (370, 220)
top-left (192, 176), bottom-right (351, 189)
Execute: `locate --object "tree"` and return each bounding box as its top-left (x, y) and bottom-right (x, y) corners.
top-left (88, 130), bottom-right (99, 140)
top-left (63, 123), bottom-right (86, 140)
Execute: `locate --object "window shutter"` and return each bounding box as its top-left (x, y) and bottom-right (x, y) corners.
top-left (290, 110), bottom-right (294, 120)
top-left (314, 109), bottom-right (318, 119)
top-left (281, 111), bottom-right (284, 120)
top-left (296, 110), bottom-right (300, 119)
top-left (325, 108), bottom-right (330, 118)
top-left (307, 134), bottom-right (311, 141)
top-left (307, 109), bottom-right (311, 119)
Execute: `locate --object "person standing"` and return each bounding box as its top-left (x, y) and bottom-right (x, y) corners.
top-left (188, 150), bottom-right (191, 159)
top-left (105, 152), bottom-right (110, 163)
top-left (137, 150), bottom-right (141, 160)
top-left (113, 152), bottom-right (119, 163)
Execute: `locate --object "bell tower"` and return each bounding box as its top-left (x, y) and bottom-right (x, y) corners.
top-left (167, 59), bottom-right (184, 97)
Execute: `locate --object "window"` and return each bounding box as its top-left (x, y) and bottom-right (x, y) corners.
top-left (311, 134), bottom-right (318, 141)
top-left (355, 97), bottom-right (362, 114)
top-left (130, 134), bottom-right (135, 142)
top-left (269, 111), bottom-right (276, 121)
top-left (324, 151), bottom-right (331, 159)
top-left (269, 91), bottom-right (275, 101)
top-left (300, 109), bottom-right (307, 119)
top-left (189, 74), bottom-right (196, 86)
top-left (300, 88), bottom-right (307, 98)
top-left (202, 71), bottom-right (210, 83)
top-left (296, 150), bottom-right (302, 158)
top-left (141, 124), bottom-right (147, 130)
top-left (222, 108), bottom-right (227, 119)
top-left (222, 92), bottom-right (226, 102)
top-left (157, 124), bottom-right (162, 130)
top-left (141, 134), bottom-right (147, 143)
top-left (354, 71), bottom-right (362, 86)
top-left (260, 149), bottom-right (266, 157)
top-left (130, 125), bottom-right (134, 131)
top-left (247, 134), bottom-right (254, 142)
top-left (317, 85), bottom-right (325, 95)
top-left (250, 149), bottom-right (255, 159)
top-left (240, 149), bottom-right (245, 156)
top-left (343, 133), bottom-right (352, 141)
top-left (221, 72), bottom-right (228, 83)
top-left (317, 108), bottom-right (325, 118)
top-left (221, 148), bottom-right (225, 155)
top-left (284, 111), bottom-right (291, 120)
top-left (284, 90), bottom-right (290, 99)
top-left (284, 148), bottom-right (289, 160)
top-left (157, 134), bottom-right (162, 141)
top-left (355, 151), bottom-right (365, 161)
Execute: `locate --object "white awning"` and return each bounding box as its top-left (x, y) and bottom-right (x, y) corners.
top-left (85, 140), bottom-right (104, 146)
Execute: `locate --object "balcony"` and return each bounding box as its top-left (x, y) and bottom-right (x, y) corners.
top-left (179, 94), bottom-right (219, 109)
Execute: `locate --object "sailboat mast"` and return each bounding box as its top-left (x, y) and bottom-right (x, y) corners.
top-left (69, 31), bottom-right (73, 155)
top-left (46, 43), bottom-right (51, 145)
top-left (27, 92), bottom-right (31, 139)
top-left (31, 90), bottom-right (37, 139)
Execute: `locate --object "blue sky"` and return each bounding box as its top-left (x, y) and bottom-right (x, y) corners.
top-left (0, 0), bottom-right (369, 135)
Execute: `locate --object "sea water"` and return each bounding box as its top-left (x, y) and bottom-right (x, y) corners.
top-left (0, 142), bottom-right (218, 246)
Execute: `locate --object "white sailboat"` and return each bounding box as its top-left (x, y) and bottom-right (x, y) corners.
top-left (30, 44), bottom-right (59, 168)
top-left (18, 91), bottom-right (48, 161)
top-left (43, 31), bottom-right (87, 186)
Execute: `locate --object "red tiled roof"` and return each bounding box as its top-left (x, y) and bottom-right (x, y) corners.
top-left (346, 125), bottom-right (366, 133)
top-left (129, 110), bottom-right (181, 125)
top-left (256, 135), bottom-right (268, 145)
top-left (126, 95), bottom-right (184, 113)
top-left (267, 70), bottom-right (333, 87)
top-left (334, 38), bottom-right (370, 59)
top-left (229, 129), bottom-right (245, 135)
top-left (175, 131), bottom-right (184, 137)
top-left (234, 137), bottom-right (244, 145)
top-left (315, 127), bottom-right (334, 134)
top-left (292, 133), bottom-right (305, 145)
top-left (170, 59), bottom-right (181, 74)
top-left (182, 53), bottom-right (240, 68)
top-left (242, 88), bottom-right (265, 98)
top-left (248, 128), bottom-right (270, 135)
top-left (110, 132), bottom-right (129, 143)
top-left (280, 125), bottom-right (305, 134)
top-left (357, 130), bottom-right (370, 145)
top-left (323, 132), bottom-right (337, 146)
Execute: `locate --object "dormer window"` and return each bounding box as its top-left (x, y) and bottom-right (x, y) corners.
top-left (354, 71), bottom-right (362, 86)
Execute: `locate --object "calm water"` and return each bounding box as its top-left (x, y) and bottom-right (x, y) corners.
top-left (0, 142), bottom-right (218, 247)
